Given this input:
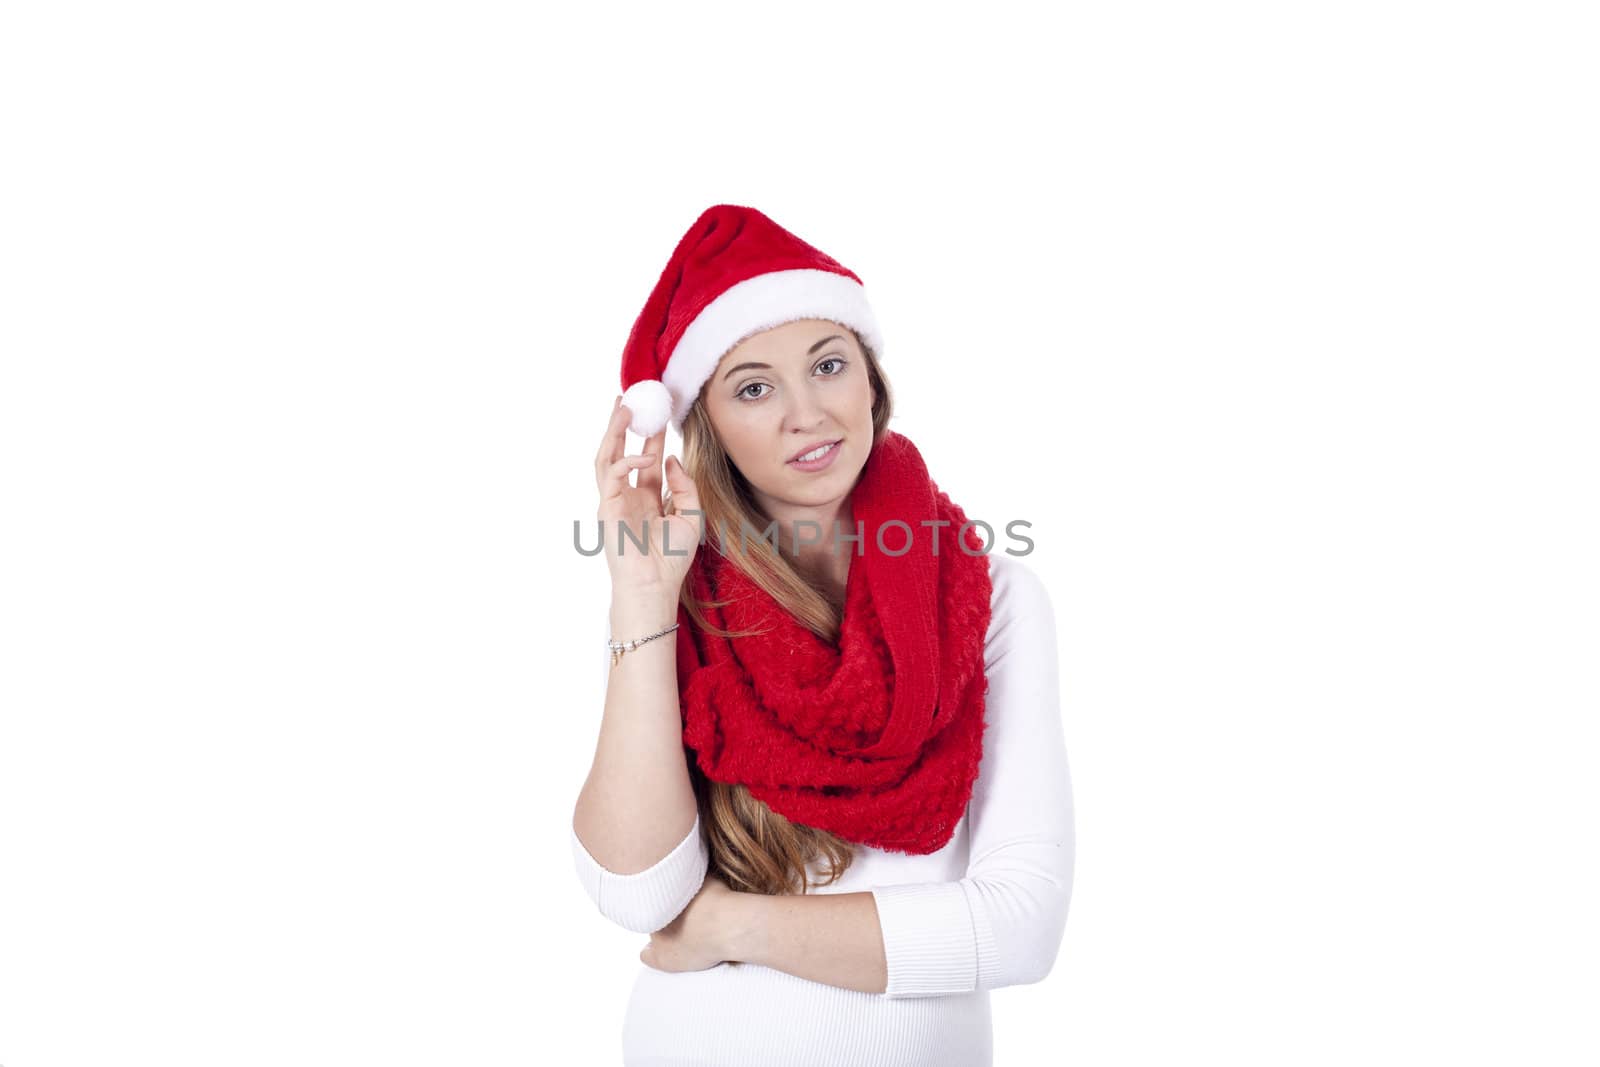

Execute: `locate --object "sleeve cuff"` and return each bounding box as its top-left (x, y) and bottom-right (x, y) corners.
top-left (869, 880), bottom-right (979, 998)
top-left (570, 812), bottom-right (709, 934)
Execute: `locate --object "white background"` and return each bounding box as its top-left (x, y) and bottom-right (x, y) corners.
top-left (2, 2), bottom-right (1596, 1064)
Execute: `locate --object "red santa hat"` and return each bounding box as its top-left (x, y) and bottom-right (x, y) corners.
top-left (618, 204), bottom-right (885, 438)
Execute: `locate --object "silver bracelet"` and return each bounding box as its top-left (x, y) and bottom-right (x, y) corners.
top-left (608, 622), bottom-right (679, 667)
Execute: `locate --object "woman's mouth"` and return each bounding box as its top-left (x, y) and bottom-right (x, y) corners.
top-left (788, 439), bottom-right (842, 472)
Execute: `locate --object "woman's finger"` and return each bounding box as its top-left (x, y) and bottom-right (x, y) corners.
top-left (664, 457), bottom-right (704, 535)
top-left (599, 452), bottom-right (659, 502)
top-left (593, 398), bottom-right (631, 489)
top-left (635, 428), bottom-right (667, 499)
top-left (664, 455), bottom-right (698, 502)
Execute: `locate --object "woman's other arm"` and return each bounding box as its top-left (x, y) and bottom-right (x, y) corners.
top-left (870, 552), bottom-right (1074, 996)
top-left (715, 553), bottom-right (1074, 996)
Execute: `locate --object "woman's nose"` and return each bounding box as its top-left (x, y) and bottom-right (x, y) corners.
top-left (783, 389), bottom-right (827, 432)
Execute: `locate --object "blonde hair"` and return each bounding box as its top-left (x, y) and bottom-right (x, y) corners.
top-left (665, 328), bottom-right (894, 896)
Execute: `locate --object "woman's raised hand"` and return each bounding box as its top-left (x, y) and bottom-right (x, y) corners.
top-left (594, 396), bottom-right (704, 599)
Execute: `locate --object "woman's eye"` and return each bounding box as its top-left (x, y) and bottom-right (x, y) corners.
top-left (738, 359), bottom-right (844, 401)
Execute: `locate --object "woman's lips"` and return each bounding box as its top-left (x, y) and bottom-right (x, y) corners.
top-left (788, 439), bottom-right (842, 472)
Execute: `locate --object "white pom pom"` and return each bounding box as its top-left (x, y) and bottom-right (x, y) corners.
top-left (621, 379), bottom-right (673, 437)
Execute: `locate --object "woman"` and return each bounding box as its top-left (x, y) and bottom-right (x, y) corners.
top-left (571, 204), bottom-right (1074, 1066)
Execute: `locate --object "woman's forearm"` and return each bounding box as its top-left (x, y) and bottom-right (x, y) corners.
top-left (571, 587), bottom-right (699, 874)
top-left (723, 889), bottom-right (889, 995)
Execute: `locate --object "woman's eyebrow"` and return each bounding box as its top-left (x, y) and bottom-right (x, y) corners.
top-left (720, 335), bottom-right (846, 382)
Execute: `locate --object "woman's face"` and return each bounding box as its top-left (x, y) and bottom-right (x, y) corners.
top-left (700, 318), bottom-right (876, 518)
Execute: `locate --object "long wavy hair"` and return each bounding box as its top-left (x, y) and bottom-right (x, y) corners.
top-left (664, 326), bottom-right (894, 897)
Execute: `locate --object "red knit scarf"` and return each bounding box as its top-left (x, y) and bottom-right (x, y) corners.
top-left (673, 431), bottom-right (993, 855)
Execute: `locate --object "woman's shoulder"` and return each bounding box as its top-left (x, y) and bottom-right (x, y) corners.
top-left (983, 551), bottom-right (1057, 663)
top-left (985, 551), bottom-right (1054, 619)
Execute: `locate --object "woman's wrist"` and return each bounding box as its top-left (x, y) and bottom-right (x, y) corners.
top-left (716, 886), bottom-right (768, 963)
top-left (609, 586), bottom-right (679, 635)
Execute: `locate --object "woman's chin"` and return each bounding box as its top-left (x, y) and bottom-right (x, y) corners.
top-left (749, 454), bottom-right (865, 512)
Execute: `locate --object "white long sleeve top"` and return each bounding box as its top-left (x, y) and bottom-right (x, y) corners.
top-left (570, 551), bottom-right (1075, 1067)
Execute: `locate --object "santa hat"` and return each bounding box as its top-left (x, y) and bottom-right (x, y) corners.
top-left (618, 204), bottom-right (885, 438)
